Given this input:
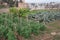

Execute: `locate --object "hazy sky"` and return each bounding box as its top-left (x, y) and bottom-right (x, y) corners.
top-left (25, 0), bottom-right (60, 3)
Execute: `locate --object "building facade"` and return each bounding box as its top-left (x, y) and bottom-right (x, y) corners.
top-left (28, 3), bottom-right (46, 10)
top-left (17, 0), bottom-right (28, 8)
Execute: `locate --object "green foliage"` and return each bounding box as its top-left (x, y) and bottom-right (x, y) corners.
top-left (9, 8), bottom-right (30, 17)
top-left (0, 24), bottom-right (8, 39)
top-left (18, 8), bottom-right (30, 17)
top-left (9, 7), bottom-right (18, 14)
top-left (39, 24), bottom-right (46, 31)
top-left (16, 18), bottom-right (46, 38)
top-left (28, 10), bottom-right (60, 23)
top-left (9, 7), bottom-right (18, 17)
top-left (7, 29), bottom-right (17, 40)
top-left (0, 13), bottom-right (46, 39)
top-left (30, 20), bottom-right (46, 35)
top-left (1, 9), bottom-right (60, 40)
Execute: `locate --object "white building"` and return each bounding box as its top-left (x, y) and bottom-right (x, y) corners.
top-left (28, 3), bottom-right (46, 10)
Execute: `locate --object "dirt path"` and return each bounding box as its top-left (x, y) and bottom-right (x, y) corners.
top-left (0, 8), bottom-right (9, 13)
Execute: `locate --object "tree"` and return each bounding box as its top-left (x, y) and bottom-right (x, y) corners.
top-left (2, 0), bottom-right (14, 7)
top-left (20, 0), bottom-right (23, 3)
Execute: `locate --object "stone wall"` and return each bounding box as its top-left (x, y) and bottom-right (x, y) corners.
top-left (18, 3), bottom-right (28, 8)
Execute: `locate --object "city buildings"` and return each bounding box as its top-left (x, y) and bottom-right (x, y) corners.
top-left (0, 0), bottom-right (60, 10)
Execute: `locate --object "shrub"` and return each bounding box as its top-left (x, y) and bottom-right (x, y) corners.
top-left (9, 7), bottom-right (18, 17)
top-left (9, 7), bottom-right (18, 14)
top-left (9, 8), bottom-right (30, 17)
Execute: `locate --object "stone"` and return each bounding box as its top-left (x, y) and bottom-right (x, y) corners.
top-left (51, 32), bottom-right (57, 36)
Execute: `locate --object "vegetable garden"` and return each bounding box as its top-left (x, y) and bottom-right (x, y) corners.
top-left (0, 8), bottom-right (60, 40)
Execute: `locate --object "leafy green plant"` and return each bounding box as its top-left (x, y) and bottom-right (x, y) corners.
top-left (28, 11), bottom-right (60, 24)
top-left (7, 29), bottom-right (17, 40)
top-left (18, 8), bottom-right (30, 17)
top-left (9, 7), bottom-right (18, 14)
top-left (0, 10), bottom-right (47, 40)
top-left (9, 7), bottom-right (18, 17)
top-left (30, 20), bottom-right (46, 35)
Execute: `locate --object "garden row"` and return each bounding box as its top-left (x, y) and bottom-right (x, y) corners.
top-left (0, 8), bottom-right (60, 40)
top-left (0, 8), bottom-right (46, 40)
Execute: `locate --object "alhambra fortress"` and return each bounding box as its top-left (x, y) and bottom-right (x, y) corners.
top-left (0, 0), bottom-right (60, 10)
